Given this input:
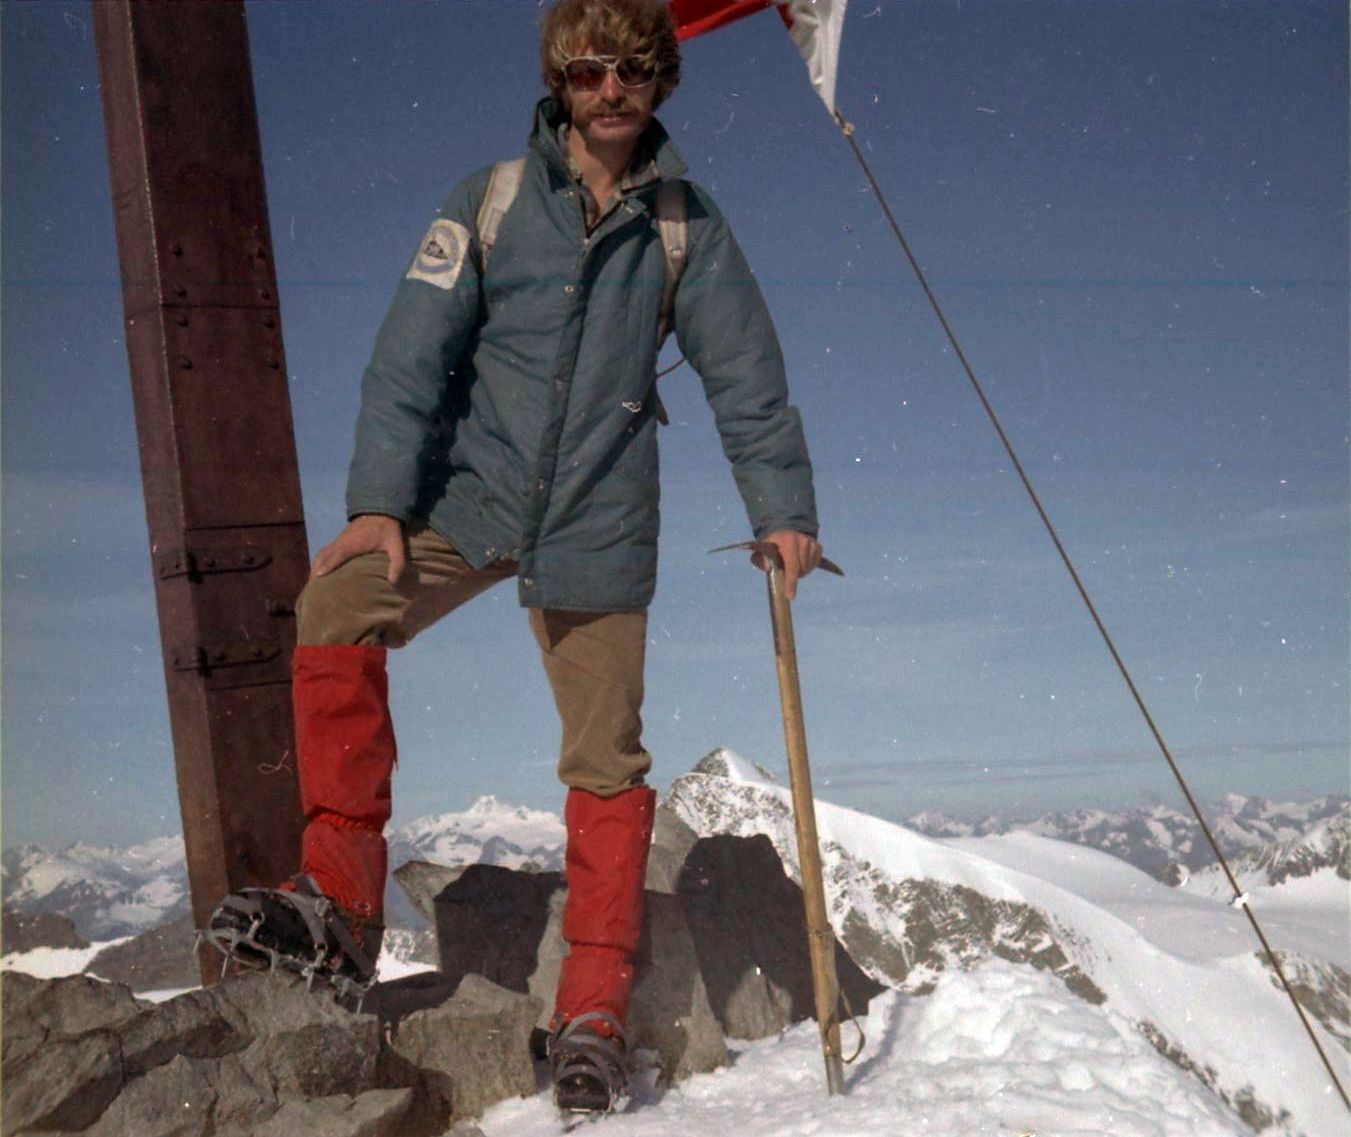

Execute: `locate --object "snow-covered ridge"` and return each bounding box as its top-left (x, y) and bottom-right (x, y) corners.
top-left (482, 962), bottom-right (1255, 1137)
top-left (669, 750), bottom-right (1349, 1137)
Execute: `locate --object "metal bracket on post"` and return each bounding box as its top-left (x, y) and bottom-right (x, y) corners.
top-left (155, 546), bottom-right (274, 580)
top-left (171, 640), bottom-right (281, 673)
top-left (711, 539), bottom-right (849, 1095)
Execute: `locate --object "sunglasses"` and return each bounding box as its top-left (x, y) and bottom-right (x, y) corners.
top-left (561, 54), bottom-right (657, 91)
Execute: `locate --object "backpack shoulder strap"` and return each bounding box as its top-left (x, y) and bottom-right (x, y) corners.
top-left (654, 179), bottom-right (688, 343)
top-left (476, 157), bottom-right (527, 270)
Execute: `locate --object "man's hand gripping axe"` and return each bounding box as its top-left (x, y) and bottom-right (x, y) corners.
top-left (712, 540), bottom-right (852, 1095)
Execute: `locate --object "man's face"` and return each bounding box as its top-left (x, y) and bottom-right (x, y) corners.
top-left (562, 48), bottom-right (657, 150)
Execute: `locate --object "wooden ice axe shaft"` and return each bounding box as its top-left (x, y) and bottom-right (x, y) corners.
top-left (712, 540), bottom-right (847, 1095)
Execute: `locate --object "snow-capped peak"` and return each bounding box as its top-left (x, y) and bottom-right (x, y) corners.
top-left (691, 746), bottom-right (779, 786)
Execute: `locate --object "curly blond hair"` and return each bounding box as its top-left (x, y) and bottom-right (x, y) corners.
top-left (541, 0), bottom-right (682, 111)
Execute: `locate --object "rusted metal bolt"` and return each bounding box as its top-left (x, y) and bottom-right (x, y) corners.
top-left (179, 357), bottom-right (193, 370)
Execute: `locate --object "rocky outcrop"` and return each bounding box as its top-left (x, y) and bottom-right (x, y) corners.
top-left (839, 875), bottom-right (1106, 1004)
top-left (668, 763), bottom-right (1107, 1006)
top-left (676, 834), bottom-right (885, 1039)
top-left (1240, 815), bottom-right (1350, 886)
top-left (83, 913), bottom-right (199, 992)
top-left (1256, 951), bottom-right (1350, 1048)
top-left (645, 805), bottom-right (700, 895)
top-left (381, 974), bottom-right (540, 1123)
top-left (2, 906), bottom-right (89, 954)
top-left (400, 861), bottom-right (729, 1083)
top-left (1, 967), bottom-right (538, 1136)
top-left (396, 827), bottom-right (884, 1079)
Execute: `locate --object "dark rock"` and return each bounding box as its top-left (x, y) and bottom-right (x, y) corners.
top-left (196, 1053), bottom-right (281, 1132)
top-left (216, 1088), bottom-right (415, 1137)
top-left (2, 966), bottom-right (424, 1134)
top-left (212, 972), bottom-right (381, 1098)
top-left (428, 864), bottom-right (563, 995)
top-left (84, 912), bottom-right (199, 992)
top-left (2, 970), bottom-right (142, 1057)
top-left (523, 886), bottom-right (728, 1080)
top-left (677, 834), bottom-right (886, 1040)
top-left (626, 892), bottom-right (728, 1079)
top-left (1, 970), bottom-right (144, 1111)
top-left (384, 973), bottom-right (540, 1122)
top-left (79, 1052), bottom-right (220, 1137)
top-left (83, 1050), bottom-right (282, 1137)
top-left (424, 863), bottom-right (727, 1082)
top-left (519, 886), bottom-right (565, 1029)
top-left (119, 986), bottom-right (253, 1074)
top-left (364, 969), bottom-right (461, 1027)
top-left (393, 860), bottom-right (468, 925)
top-left (645, 805), bottom-right (699, 894)
top-left (2, 906), bottom-right (88, 953)
top-left (2, 1028), bottom-right (124, 1135)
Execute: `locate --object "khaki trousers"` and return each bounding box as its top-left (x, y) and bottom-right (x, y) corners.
top-left (294, 525), bottom-right (651, 797)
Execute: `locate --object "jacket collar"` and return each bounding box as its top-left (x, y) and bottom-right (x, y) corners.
top-left (528, 96), bottom-right (688, 188)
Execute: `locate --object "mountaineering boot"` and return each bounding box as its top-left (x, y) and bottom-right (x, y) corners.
top-left (202, 645), bottom-right (395, 997)
top-left (549, 785), bottom-right (656, 1113)
top-left (203, 874), bottom-right (384, 1000)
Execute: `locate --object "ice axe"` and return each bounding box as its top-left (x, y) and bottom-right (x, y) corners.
top-left (712, 539), bottom-right (852, 1095)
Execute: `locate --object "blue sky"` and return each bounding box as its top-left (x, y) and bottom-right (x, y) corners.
top-left (3, 1), bottom-right (1347, 847)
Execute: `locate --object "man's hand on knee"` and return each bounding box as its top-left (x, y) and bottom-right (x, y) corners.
top-left (751, 530), bottom-right (822, 601)
top-left (311, 514), bottom-right (407, 585)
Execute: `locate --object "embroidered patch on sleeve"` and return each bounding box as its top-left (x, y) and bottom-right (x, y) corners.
top-left (405, 218), bottom-right (471, 290)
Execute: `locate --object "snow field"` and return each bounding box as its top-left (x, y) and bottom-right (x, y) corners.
top-left (672, 768), bottom-right (1347, 1136)
top-left (477, 961), bottom-right (1250, 1137)
top-left (0, 937), bottom-right (132, 979)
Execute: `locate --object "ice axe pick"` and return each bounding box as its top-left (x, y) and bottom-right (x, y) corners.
top-left (711, 540), bottom-right (850, 1095)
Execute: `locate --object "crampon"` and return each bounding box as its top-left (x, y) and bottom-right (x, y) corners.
top-left (198, 875), bottom-right (381, 1009)
top-left (549, 1012), bottom-right (630, 1117)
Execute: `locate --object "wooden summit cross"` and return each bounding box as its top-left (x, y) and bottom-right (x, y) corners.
top-left (93, 1), bottom-right (307, 985)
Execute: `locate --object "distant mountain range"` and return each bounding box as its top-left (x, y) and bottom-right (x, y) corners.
top-left (902, 790), bottom-right (1349, 886)
top-left (2, 756), bottom-right (1344, 940)
top-left (1, 796), bottom-right (563, 941)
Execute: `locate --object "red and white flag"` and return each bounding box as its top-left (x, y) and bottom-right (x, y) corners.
top-left (670, 0), bottom-right (848, 116)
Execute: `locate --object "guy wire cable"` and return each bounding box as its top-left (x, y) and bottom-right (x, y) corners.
top-left (831, 109), bottom-right (1351, 1112)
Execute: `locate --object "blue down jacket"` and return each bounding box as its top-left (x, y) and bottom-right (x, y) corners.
top-left (345, 98), bottom-right (817, 611)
